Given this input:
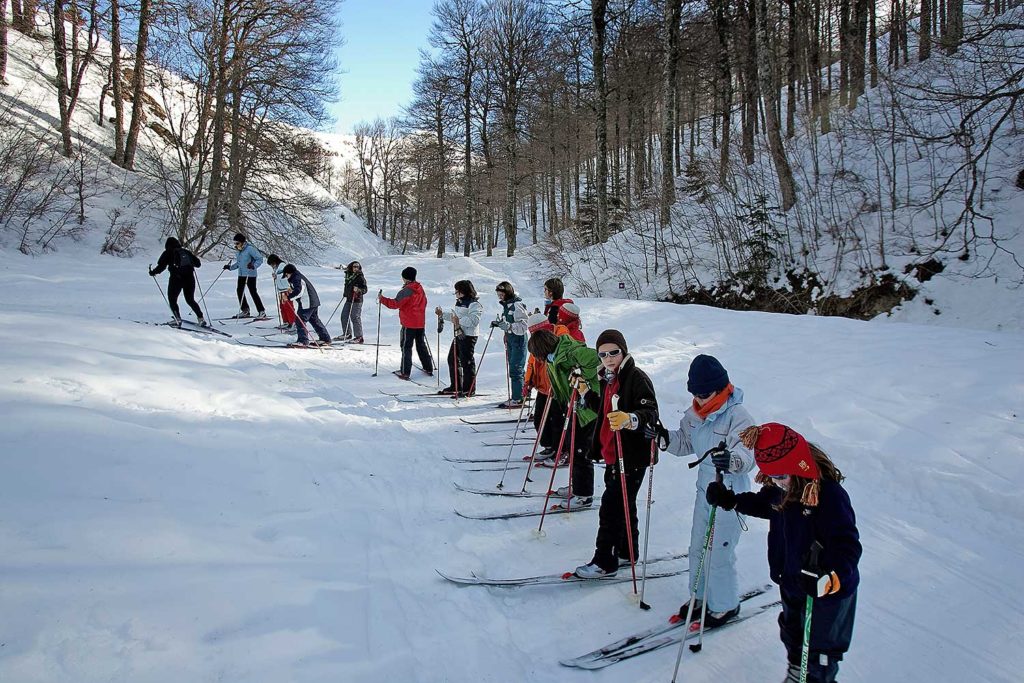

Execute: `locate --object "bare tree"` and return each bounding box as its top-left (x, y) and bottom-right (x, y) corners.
top-left (122, 0), bottom-right (151, 169)
top-left (591, 0), bottom-right (609, 242)
top-left (49, 0), bottom-right (102, 157)
top-left (1, 0), bottom-right (9, 86)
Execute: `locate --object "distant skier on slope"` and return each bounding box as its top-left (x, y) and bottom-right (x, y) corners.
top-left (571, 329), bottom-right (660, 579)
top-left (706, 423), bottom-right (861, 683)
top-left (666, 354), bottom-right (756, 628)
top-left (222, 232), bottom-right (267, 319)
top-left (149, 236), bottom-right (208, 328)
top-left (379, 267), bottom-right (433, 380)
top-left (435, 279), bottom-right (483, 396)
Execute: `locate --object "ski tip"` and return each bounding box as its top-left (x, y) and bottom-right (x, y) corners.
top-left (560, 571), bottom-right (575, 580)
top-left (668, 614), bottom-right (683, 625)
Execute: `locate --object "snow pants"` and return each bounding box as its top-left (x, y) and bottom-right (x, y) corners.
top-left (446, 334), bottom-right (478, 393)
top-left (504, 333), bottom-right (526, 400)
top-left (236, 275), bottom-right (265, 315)
top-left (591, 464), bottom-right (646, 572)
top-left (296, 305), bottom-right (331, 344)
top-left (168, 274), bottom-right (203, 320)
top-left (400, 327), bottom-right (433, 376)
top-left (779, 586), bottom-right (857, 683)
top-left (688, 495), bottom-right (743, 612)
top-left (340, 298), bottom-right (363, 338)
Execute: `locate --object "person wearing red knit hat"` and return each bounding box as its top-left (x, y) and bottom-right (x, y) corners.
top-left (706, 423), bottom-right (861, 683)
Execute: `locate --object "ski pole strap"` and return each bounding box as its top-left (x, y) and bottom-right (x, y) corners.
top-left (688, 439), bottom-right (727, 469)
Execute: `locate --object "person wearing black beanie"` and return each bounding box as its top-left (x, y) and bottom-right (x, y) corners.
top-left (401, 266), bottom-right (417, 282)
top-left (149, 237), bottom-right (207, 327)
top-left (379, 267), bottom-right (432, 380)
top-left (571, 330), bottom-right (660, 579)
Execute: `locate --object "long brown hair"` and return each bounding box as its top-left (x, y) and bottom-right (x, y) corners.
top-left (762, 443), bottom-right (845, 510)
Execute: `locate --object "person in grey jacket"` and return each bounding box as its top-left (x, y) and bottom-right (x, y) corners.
top-left (435, 279), bottom-right (483, 396)
top-left (665, 354), bottom-right (756, 628)
top-left (282, 264), bottom-right (331, 347)
top-left (223, 232), bottom-right (266, 319)
top-left (491, 281), bottom-right (530, 409)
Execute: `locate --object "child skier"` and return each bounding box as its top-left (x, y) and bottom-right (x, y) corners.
top-left (491, 281), bottom-right (529, 409)
top-left (281, 264), bottom-right (331, 347)
top-left (572, 330), bottom-right (660, 578)
top-left (149, 237), bottom-right (208, 328)
top-left (706, 423), bottom-right (861, 683)
top-left (338, 261), bottom-right (368, 343)
top-left (379, 267), bottom-right (432, 380)
top-left (435, 280), bottom-right (483, 396)
top-left (222, 232), bottom-right (266, 319)
top-left (666, 354), bottom-right (756, 627)
top-left (266, 254), bottom-right (294, 331)
top-left (542, 277), bottom-right (573, 325)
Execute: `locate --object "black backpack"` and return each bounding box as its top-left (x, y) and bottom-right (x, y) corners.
top-left (176, 248), bottom-right (199, 269)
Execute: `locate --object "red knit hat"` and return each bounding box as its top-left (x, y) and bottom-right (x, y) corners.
top-left (740, 423), bottom-right (822, 505)
top-left (527, 312), bottom-right (551, 334)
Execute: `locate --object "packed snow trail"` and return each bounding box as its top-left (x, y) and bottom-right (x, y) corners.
top-left (1, 251), bottom-right (1022, 682)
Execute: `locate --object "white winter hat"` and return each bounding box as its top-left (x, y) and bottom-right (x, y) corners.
top-left (527, 312), bottom-right (548, 331)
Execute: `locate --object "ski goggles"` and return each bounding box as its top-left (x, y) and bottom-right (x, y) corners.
top-left (597, 349), bottom-right (622, 359)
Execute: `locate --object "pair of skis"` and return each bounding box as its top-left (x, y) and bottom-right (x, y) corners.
top-left (436, 552), bottom-right (688, 587)
top-left (130, 319), bottom-right (232, 338)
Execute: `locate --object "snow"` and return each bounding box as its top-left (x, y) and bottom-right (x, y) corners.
top-left (1, 247), bottom-right (1023, 682)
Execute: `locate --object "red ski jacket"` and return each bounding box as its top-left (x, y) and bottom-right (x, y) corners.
top-left (381, 281), bottom-right (427, 329)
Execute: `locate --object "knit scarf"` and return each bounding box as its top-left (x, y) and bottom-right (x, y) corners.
top-left (692, 383), bottom-right (735, 420)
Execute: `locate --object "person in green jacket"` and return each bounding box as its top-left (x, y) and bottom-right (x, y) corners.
top-left (527, 328), bottom-right (601, 505)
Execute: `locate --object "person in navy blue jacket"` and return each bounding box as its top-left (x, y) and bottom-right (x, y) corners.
top-left (282, 264), bottom-right (331, 347)
top-left (706, 422), bottom-right (861, 683)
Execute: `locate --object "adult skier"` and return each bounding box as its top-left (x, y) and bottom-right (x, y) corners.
top-left (338, 261), bottom-right (368, 343)
top-left (491, 281), bottom-right (529, 408)
top-left (571, 330), bottom-right (660, 578)
top-left (706, 423), bottom-right (861, 683)
top-left (222, 232), bottom-right (266, 319)
top-left (666, 354), bottom-right (756, 627)
top-left (149, 236), bottom-right (208, 328)
top-left (435, 280), bottom-right (484, 396)
top-left (379, 267), bottom-right (433, 380)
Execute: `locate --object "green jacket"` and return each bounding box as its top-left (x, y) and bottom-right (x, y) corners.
top-left (546, 335), bottom-right (601, 427)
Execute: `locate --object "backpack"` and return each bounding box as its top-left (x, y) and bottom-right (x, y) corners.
top-left (176, 248), bottom-right (199, 269)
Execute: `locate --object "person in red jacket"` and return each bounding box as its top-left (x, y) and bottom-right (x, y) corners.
top-left (542, 277), bottom-right (573, 325)
top-left (379, 267), bottom-right (433, 380)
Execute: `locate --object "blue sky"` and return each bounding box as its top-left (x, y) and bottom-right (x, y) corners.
top-left (329, 0), bottom-right (436, 133)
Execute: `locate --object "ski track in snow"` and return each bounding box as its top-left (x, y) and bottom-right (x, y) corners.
top-left (0, 250), bottom-right (1022, 682)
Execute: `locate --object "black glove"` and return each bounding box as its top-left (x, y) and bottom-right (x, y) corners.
top-left (642, 422), bottom-right (669, 443)
top-left (223, 264), bottom-right (231, 270)
top-left (709, 445), bottom-right (735, 473)
top-left (489, 319), bottom-right (501, 328)
top-left (148, 268), bottom-right (155, 277)
top-left (705, 481), bottom-right (736, 510)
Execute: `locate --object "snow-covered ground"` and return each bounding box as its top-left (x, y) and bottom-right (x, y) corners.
top-left (1, 247), bottom-right (1022, 682)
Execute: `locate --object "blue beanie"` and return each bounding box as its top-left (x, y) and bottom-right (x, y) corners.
top-left (687, 354), bottom-right (730, 395)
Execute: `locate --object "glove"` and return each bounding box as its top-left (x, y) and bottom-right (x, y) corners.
top-left (801, 569), bottom-right (842, 598)
top-left (710, 445), bottom-right (738, 473)
top-left (490, 319), bottom-right (501, 328)
top-left (705, 481), bottom-right (736, 510)
top-left (223, 264), bottom-right (231, 270)
top-left (435, 306), bottom-right (443, 316)
top-left (498, 320), bottom-right (511, 331)
top-left (148, 268), bottom-right (155, 277)
top-left (522, 384), bottom-right (532, 399)
top-left (569, 373), bottom-right (590, 397)
top-left (642, 422), bottom-right (669, 442)
top-left (607, 411), bottom-right (634, 431)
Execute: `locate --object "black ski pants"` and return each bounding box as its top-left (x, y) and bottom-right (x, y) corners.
top-left (400, 327), bottom-right (433, 376)
top-left (779, 585), bottom-right (857, 683)
top-left (565, 419), bottom-right (595, 497)
top-left (445, 334), bottom-right (478, 393)
top-left (539, 396), bottom-right (566, 449)
top-left (168, 273), bottom-right (203, 320)
top-left (236, 275), bottom-right (265, 314)
top-left (591, 464), bottom-right (646, 572)
top-left (296, 305), bottom-right (331, 345)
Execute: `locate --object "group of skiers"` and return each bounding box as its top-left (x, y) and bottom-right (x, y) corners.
top-left (149, 234), bottom-right (368, 348)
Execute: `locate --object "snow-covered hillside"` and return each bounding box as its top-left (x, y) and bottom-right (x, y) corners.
top-left (0, 250), bottom-right (1021, 682)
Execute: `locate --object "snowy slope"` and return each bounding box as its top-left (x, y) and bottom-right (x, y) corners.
top-left (1, 249), bottom-right (1022, 682)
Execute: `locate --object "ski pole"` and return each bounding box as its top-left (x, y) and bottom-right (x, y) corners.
top-left (292, 304), bottom-right (324, 354)
top-left (800, 542), bottom-right (823, 683)
top-left (372, 290), bottom-right (382, 376)
top-left (611, 394), bottom-right (639, 601)
top-left (452, 323), bottom-right (461, 400)
top-left (201, 266), bottom-right (226, 300)
top-left (520, 391), bottom-right (554, 491)
top-left (436, 312), bottom-right (443, 388)
top-left (466, 324), bottom-right (495, 397)
top-left (150, 266), bottom-right (170, 314)
top-left (271, 269), bottom-right (283, 328)
top-left (496, 395), bottom-right (531, 489)
top-left (535, 386), bottom-right (578, 536)
top-left (327, 294), bottom-right (345, 328)
top-left (670, 486), bottom-right (719, 682)
top-left (564, 397), bottom-right (578, 511)
top-left (637, 434), bottom-right (660, 610)
top-left (194, 270), bottom-right (213, 324)
top-left (691, 473), bottom-right (723, 653)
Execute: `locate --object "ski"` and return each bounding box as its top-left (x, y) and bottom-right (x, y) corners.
top-left (452, 482), bottom-right (551, 498)
top-left (436, 554), bottom-right (687, 587)
top-left (480, 440), bottom-right (531, 448)
top-left (444, 455), bottom-right (512, 464)
top-left (455, 461), bottom-right (532, 472)
top-left (560, 585), bottom-right (778, 669)
top-left (130, 319), bottom-right (232, 338)
top-left (235, 339), bottom-right (342, 350)
top-left (242, 316), bottom-right (273, 324)
top-left (454, 502), bottom-right (597, 520)
top-left (459, 416), bottom-right (523, 425)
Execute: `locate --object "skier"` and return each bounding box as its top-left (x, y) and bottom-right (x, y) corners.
top-left (338, 260), bottom-right (368, 343)
top-left (706, 423), bottom-right (861, 683)
top-left (281, 264), bottom-right (331, 347)
top-left (666, 354), bottom-right (756, 627)
top-left (523, 312), bottom-right (576, 458)
top-left (491, 281), bottom-right (529, 409)
top-left (149, 236), bottom-right (208, 328)
top-left (379, 267), bottom-right (433, 380)
top-left (542, 277), bottom-right (573, 325)
top-left (266, 254), bottom-right (295, 331)
top-left (526, 328), bottom-right (601, 506)
top-left (435, 280), bottom-right (483, 396)
top-left (572, 330), bottom-right (660, 578)
top-left (222, 232), bottom-right (267, 319)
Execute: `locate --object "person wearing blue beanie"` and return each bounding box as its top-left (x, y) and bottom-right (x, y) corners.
top-left (687, 354), bottom-right (730, 396)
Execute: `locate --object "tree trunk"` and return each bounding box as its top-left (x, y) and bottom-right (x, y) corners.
top-left (123, 0), bottom-right (151, 169)
top-left (1, 0), bottom-right (8, 86)
top-left (661, 0), bottom-right (682, 231)
top-left (713, 0), bottom-right (731, 183)
top-left (786, 0), bottom-right (797, 137)
top-left (920, 0), bottom-right (931, 60)
top-left (110, 0), bottom-right (125, 164)
top-left (591, 0), bottom-right (608, 243)
top-left (756, 0), bottom-right (798, 210)
top-left (201, 0), bottom-right (231, 236)
top-left (741, 0), bottom-right (758, 164)
top-left (51, 0), bottom-right (74, 156)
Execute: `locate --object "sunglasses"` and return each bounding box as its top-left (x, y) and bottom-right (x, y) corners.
top-left (597, 349), bottom-right (622, 359)
top-left (693, 390), bottom-right (715, 400)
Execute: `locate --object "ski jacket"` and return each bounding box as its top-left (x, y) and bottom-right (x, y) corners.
top-left (344, 271), bottom-right (368, 301)
top-left (546, 335), bottom-right (601, 427)
top-left (524, 322), bottom-right (570, 395)
top-left (286, 269), bottom-right (321, 310)
top-left (556, 306), bottom-right (585, 342)
top-left (544, 297), bottom-right (573, 325)
top-left (583, 355), bottom-right (659, 470)
top-left (272, 264), bottom-right (290, 292)
top-left (228, 244), bottom-right (263, 277)
top-left (443, 296), bottom-right (484, 337)
top-left (733, 479), bottom-right (862, 599)
top-left (666, 386), bottom-right (756, 493)
top-left (499, 296), bottom-right (529, 337)
top-left (152, 247), bottom-right (200, 280)
top-left (381, 281), bottom-right (427, 329)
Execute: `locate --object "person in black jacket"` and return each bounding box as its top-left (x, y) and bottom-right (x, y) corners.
top-left (570, 329), bottom-right (660, 579)
top-left (338, 260), bottom-right (368, 342)
top-left (706, 423), bottom-right (861, 683)
top-left (149, 237), bottom-right (208, 328)
top-left (282, 264), bottom-right (332, 347)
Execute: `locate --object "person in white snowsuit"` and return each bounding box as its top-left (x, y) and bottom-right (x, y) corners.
top-left (666, 354), bottom-right (756, 626)
top-left (435, 279), bottom-right (484, 395)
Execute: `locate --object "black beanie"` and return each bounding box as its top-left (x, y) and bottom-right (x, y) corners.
top-left (401, 266), bottom-right (417, 281)
top-left (687, 354), bottom-right (730, 395)
top-left (595, 329), bottom-right (628, 354)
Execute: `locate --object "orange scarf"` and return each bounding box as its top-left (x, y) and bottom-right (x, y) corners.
top-left (693, 383), bottom-right (735, 420)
